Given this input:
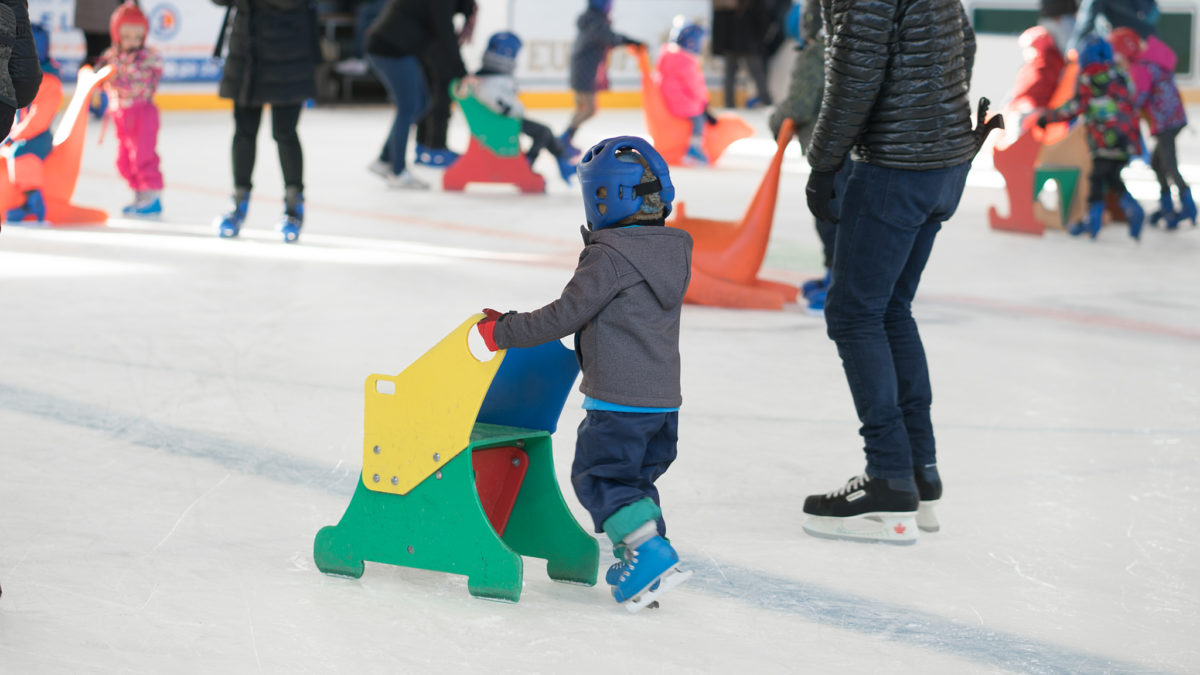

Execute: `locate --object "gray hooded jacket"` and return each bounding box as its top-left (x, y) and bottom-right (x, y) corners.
top-left (492, 224), bottom-right (693, 408)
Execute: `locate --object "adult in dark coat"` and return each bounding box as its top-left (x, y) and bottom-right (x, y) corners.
top-left (710, 0), bottom-right (772, 108)
top-left (799, 0), bottom-right (997, 543)
top-left (363, 0), bottom-right (461, 189)
top-left (211, 0), bottom-right (320, 241)
top-left (1, 0), bottom-right (41, 141)
top-left (413, 0), bottom-right (473, 167)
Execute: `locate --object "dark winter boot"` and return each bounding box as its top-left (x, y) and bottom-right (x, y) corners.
top-left (1119, 192), bottom-right (1144, 240)
top-left (914, 465), bottom-right (942, 533)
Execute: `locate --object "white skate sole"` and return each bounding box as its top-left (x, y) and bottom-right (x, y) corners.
top-left (802, 511), bottom-right (919, 545)
top-left (917, 500), bottom-right (940, 533)
top-left (621, 566), bottom-right (693, 613)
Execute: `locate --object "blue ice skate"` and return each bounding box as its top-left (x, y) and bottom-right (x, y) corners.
top-left (1119, 193), bottom-right (1144, 240)
top-left (1149, 191), bottom-right (1179, 229)
top-left (801, 269), bottom-right (830, 299)
top-left (611, 536), bottom-right (691, 612)
top-left (6, 189), bottom-right (46, 223)
top-left (556, 154), bottom-right (577, 184)
top-left (806, 287), bottom-right (826, 315)
top-left (278, 193), bottom-right (304, 243)
top-left (1178, 188), bottom-right (1197, 227)
top-left (215, 194), bottom-right (249, 239)
top-left (682, 145), bottom-right (709, 166)
top-left (558, 132), bottom-right (581, 161)
top-left (123, 196), bottom-right (162, 218)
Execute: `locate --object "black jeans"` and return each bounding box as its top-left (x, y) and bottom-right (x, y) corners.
top-left (232, 103), bottom-right (304, 192)
top-left (1087, 157), bottom-right (1128, 204)
top-left (521, 118), bottom-right (564, 161)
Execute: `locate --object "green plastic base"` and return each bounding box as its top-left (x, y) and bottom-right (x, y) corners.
top-left (314, 423), bottom-right (598, 602)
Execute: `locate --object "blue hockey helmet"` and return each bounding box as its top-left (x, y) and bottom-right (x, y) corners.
top-left (578, 136), bottom-right (675, 230)
top-left (670, 22), bottom-right (706, 55)
top-left (588, 0), bottom-right (613, 14)
top-left (32, 23), bottom-right (50, 64)
top-left (483, 31), bottom-right (523, 73)
top-left (1077, 33), bottom-right (1113, 67)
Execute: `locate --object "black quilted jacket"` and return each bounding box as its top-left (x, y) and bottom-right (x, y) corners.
top-left (806, 0), bottom-right (976, 172)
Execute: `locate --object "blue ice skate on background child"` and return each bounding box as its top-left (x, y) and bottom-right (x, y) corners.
top-left (477, 136), bottom-right (693, 611)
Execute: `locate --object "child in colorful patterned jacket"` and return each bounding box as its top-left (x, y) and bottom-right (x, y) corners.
top-left (97, 1), bottom-right (164, 217)
top-left (1110, 27), bottom-right (1194, 229)
top-left (1037, 34), bottom-right (1144, 240)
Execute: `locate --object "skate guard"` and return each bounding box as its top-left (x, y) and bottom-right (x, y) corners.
top-left (313, 315), bottom-right (599, 602)
top-left (802, 511), bottom-right (919, 546)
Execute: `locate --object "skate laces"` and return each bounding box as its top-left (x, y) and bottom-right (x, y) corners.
top-left (826, 474), bottom-right (868, 499)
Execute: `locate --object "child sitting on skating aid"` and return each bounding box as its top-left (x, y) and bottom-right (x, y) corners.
top-left (471, 31), bottom-right (576, 184)
top-left (1109, 27), bottom-right (1194, 229)
top-left (475, 136), bottom-right (693, 612)
top-left (96, 1), bottom-right (163, 217)
top-left (560, 0), bottom-right (642, 156)
top-left (1037, 34), bottom-right (1144, 240)
top-left (655, 18), bottom-right (714, 166)
top-left (3, 23), bottom-right (60, 224)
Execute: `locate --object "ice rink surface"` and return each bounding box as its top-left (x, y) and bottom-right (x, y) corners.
top-left (1, 105), bottom-right (1198, 674)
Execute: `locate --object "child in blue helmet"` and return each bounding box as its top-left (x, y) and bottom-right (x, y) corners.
top-left (472, 31), bottom-right (577, 184)
top-left (1037, 34), bottom-right (1144, 240)
top-left (476, 136), bottom-right (694, 612)
top-left (655, 19), bottom-right (714, 165)
top-left (560, 0), bottom-right (643, 156)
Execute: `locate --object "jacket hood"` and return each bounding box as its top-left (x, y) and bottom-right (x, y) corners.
top-left (577, 8), bottom-right (608, 33)
top-left (583, 225), bottom-right (692, 310)
top-left (1141, 35), bottom-right (1177, 71)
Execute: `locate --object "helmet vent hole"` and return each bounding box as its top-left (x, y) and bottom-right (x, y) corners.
top-left (597, 204), bottom-right (607, 215)
top-left (596, 187), bottom-right (607, 198)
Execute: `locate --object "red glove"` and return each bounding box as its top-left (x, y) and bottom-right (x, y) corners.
top-left (476, 308), bottom-right (502, 352)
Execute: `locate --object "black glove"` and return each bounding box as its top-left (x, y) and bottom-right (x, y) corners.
top-left (971, 97), bottom-right (1005, 157)
top-left (704, 109), bottom-right (717, 125)
top-left (806, 169), bottom-right (839, 224)
top-left (1035, 114), bottom-right (1049, 128)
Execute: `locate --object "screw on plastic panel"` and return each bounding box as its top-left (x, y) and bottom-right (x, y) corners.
top-left (433, 453), bottom-right (441, 462)
top-left (372, 474), bottom-right (380, 483)
top-left (372, 445), bottom-right (381, 454)
top-left (407, 545), bottom-right (414, 554)
top-left (391, 476), bottom-right (399, 485)
top-left (511, 457), bottom-right (520, 467)
top-left (435, 471), bottom-right (442, 480)
top-left (515, 440), bottom-right (525, 448)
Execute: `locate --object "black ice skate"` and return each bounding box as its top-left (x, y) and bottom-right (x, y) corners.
top-left (914, 464), bottom-right (942, 533)
top-left (802, 474), bottom-right (919, 545)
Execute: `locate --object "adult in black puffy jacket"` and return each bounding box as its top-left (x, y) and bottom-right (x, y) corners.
top-left (1, 0), bottom-right (42, 139)
top-left (211, 0), bottom-right (320, 242)
top-left (799, 0), bottom-right (987, 543)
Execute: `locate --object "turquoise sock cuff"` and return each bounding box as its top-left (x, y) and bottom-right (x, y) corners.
top-left (602, 498), bottom-right (662, 547)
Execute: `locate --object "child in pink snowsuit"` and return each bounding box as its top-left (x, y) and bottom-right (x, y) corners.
top-left (655, 21), bottom-right (713, 165)
top-left (98, 1), bottom-right (163, 216)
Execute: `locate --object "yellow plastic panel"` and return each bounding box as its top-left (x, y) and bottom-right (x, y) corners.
top-left (361, 314), bottom-right (505, 495)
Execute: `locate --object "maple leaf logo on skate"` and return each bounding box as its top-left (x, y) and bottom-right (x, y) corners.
top-left (893, 522), bottom-right (907, 535)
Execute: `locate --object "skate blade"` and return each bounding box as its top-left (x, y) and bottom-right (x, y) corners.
top-left (917, 500), bottom-right (940, 533)
top-left (802, 512), bottom-right (918, 545)
top-left (622, 567), bottom-right (693, 613)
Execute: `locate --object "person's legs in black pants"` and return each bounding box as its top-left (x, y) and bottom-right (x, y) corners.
top-left (270, 103), bottom-right (304, 192)
top-left (232, 103), bottom-right (264, 191)
top-left (521, 118), bottom-right (563, 162)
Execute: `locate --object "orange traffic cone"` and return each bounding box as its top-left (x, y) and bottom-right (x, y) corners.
top-left (670, 118), bottom-right (799, 310)
top-left (0, 65), bottom-right (113, 225)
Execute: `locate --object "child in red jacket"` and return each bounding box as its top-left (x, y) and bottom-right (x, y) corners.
top-left (655, 20), bottom-right (713, 165)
